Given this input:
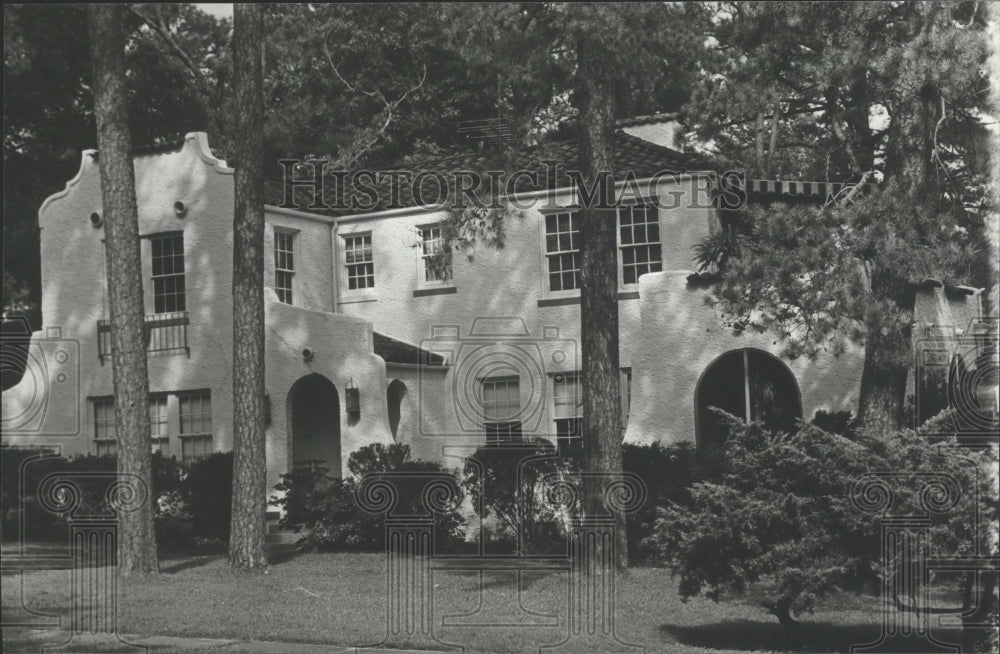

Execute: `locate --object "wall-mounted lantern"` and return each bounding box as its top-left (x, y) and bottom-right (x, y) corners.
top-left (345, 378), bottom-right (361, 421)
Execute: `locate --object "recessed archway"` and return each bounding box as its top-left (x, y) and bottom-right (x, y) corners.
top-left (695, 348), bottom-right (802, 449)
top-left (386, 379), bottom-right (407, 441)
top-left (289, 373), bottom-right (341, 476)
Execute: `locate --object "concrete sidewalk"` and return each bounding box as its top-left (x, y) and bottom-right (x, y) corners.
top-left (3, 629), bottom-right (442, 653)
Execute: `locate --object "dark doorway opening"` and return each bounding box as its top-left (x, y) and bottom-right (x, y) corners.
top-left (289, 373), bottom-right (341, 476)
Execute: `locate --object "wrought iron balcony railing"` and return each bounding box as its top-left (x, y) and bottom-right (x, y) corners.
top-left (97, 311), bottom-right (190, 361)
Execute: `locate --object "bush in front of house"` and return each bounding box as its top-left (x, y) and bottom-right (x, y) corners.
top-left (178, 452), bottom-right (232, 547)
top-left (0, 447), bottom-right (231, 550)
top-left (644, 408), bottom-right (998, 636)
top-left (271, 443), bottom-right (465, 553)
top-left (462, 438), bottom-right (578, 555)
top-left (622, 441), bottom-right (727, 563)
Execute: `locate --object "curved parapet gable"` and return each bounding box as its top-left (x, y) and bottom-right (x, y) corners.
top-left (187, 131), bottom-right (233, 174)
top-left (37, 132), bottom-right (231, 226)
top-left (38, 150), bottom-right (98, 219)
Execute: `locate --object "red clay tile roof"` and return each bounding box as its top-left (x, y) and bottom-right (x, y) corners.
top-left (264, 130), bottom-right (720, 217)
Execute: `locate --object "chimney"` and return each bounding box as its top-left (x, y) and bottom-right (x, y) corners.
top-left (618, 113), bottom-right (683, 151)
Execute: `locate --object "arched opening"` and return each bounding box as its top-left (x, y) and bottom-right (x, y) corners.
top-left (695, 348), bottom-right (802, 449)
top-left (386, 379), bottom-right (407, 441)
top-left (289, 373), bottom-right (341, 476)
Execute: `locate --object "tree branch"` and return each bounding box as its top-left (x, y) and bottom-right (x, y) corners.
top-left (765, 103), bottom-right (780, 176)
top-left (127, 5), bottom-right (213, 100)
top-left (323, 29), bottom-right (427, 168)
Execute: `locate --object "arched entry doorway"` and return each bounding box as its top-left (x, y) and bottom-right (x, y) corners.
top-left (386, 379), bottom-right (407, 441)
top-left (695, 348), bottom-right (802, 449)
top-left (289, 373), bottom-right (341, 476)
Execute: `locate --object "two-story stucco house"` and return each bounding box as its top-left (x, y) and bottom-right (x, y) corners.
top-left (2, 116), bottom-right (986, 494)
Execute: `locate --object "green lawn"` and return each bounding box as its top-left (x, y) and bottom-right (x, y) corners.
top-left (2, 550), bottom-right (967, 653)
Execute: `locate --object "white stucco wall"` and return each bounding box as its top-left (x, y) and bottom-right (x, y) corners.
top-left (624, 271), bottom-right (865, 445)
top-left (4, 129), bottom-right (987, 489)
top-left (264, 289), bottom-right (394, 486)
top-left (326, 177), bottom-right (719, 448)
top-left (3, 133), bottom-right (238, 460)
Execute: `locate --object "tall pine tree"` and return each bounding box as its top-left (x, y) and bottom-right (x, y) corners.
top-left (229, 2), bottom-right (268, 570)
top-left (88, 3), bottom-right (158, 576)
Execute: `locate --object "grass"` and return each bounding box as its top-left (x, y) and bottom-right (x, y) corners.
top-left (2, 549), bottom-right (968, 653)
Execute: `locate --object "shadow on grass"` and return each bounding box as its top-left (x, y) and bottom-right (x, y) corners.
top-left (158, 554), bottom-right (221, 574)
top-left (267, 548), bottom-right (306, 566)
top-left (660, 620), bottom-right (965, 653)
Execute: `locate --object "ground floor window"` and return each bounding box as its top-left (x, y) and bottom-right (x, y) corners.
top-left (90, 390), bottom-right (214, 460)
top-left (179, 391), bottom-right (214, 462)
top-left (553, 372), bottom-right (582, 456)
top-left (93, 397), bottom-right (116, 457)
top-left (483, 376), bottom-right (522, 445)
top-left (551, 370), bottom-right (632, 454)
top-left (150, 394), bottom-right (169, 455)
top-left (621, 367), bottom-right (632, 434)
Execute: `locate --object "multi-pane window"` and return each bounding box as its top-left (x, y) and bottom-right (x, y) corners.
top-left (150, 395), bottom-right (169, 456)
top-left (483, 377), bottom-right (522, 445)
top-left (151, 234), bottom-right (186, 313)
top-left (179, 391), bottom-right (213, 462)
top-left (420, 225), bottom-right (452, 282)
top-left (274, 230), bottom-right (295, 304)
top-left (544, 211), bottom-right (581, 292)
top-left (621, 368), bottom-right (632, 433)
top-left (93, 391), bottom-right (213, 460)
top-left (344, 234), bottom-right (375, 290)
top-left (553, 372), bottom-right (583, 456)
top-left (618, 203), bottom-right (661, 284)
top-left (93, 398), bottom-right (116, 457)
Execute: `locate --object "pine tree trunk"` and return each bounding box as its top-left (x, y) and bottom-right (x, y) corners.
top-left (857, 312), bottom-right (910, 434)
top-left (575, 29), bottom-right (628, 570)
top-left (88, 4), bottom-right (158, 577)
top-left (228, 3), bottom-right (268, 570)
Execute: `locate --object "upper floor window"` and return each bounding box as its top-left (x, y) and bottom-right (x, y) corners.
top-left (483, 376), bottom-right (522, 445)
top-left (93, 397), bottom-right (116, 457)
top-left (553, 372), bottom-right (583, 456)
top-left (274, 230), bottom-right (295, 304)
top-left (618, 203), bottom-right (661, 285)
top-left (179, 390), bottom-right (213, 462)
top-left (344, 234), bottom-right (374, 290)
top-left (151, 234), bottom-right (186, 313)
top-left (545, 211), bottom-right (581, 292)
top-left (419, 225), bottom-right (452, 283)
